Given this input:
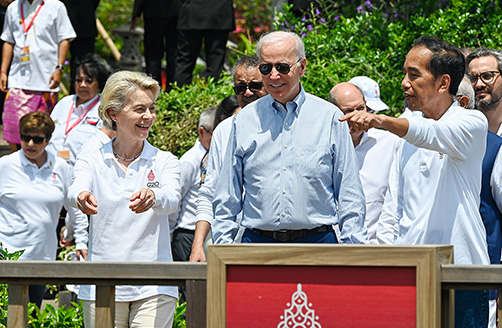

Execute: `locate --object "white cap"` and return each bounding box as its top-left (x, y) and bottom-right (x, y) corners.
top-left (348, 76), bottom-right (389, 112)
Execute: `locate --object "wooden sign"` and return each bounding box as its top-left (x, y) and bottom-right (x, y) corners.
top-left (207, 245), bottom-right (453, 328)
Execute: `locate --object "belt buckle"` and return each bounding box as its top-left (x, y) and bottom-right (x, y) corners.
top-left (273, 230), bottom-right (289, 242)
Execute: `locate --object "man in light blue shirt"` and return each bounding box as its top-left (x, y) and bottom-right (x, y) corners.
top-left (212, 31), bottom-right (367, 244)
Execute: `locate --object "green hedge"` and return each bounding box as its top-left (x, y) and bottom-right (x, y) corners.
top-left (150, 0), bottom-right (502, 157)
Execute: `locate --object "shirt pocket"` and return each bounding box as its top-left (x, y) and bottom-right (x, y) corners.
top-left (297, 149), bottom-right (331, 179)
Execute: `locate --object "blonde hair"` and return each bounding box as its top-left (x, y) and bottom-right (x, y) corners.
top-left (98, 71), bottom-right (160, 131)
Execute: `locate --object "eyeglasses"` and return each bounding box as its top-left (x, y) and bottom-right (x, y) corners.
top-left (259, 58), bottom-right (302, 75)
top-left (75, 77), bottom-right (96, 85)
top-left (20, 134), bottom-right (46, 144)
top-left (468, 70), bottom-right (501, 84)
top-left (233, 81), bottom-right (264, 95)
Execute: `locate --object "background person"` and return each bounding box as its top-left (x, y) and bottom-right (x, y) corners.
top-left (68, 71), bottom-right (181, 328)
top-left (170, 107), bottom-right (215, 262)
top-left (190, 55), bottom-right (267, 262)
top-left (0, 112), bottom-right (87, 309)
top-left (329, 82), bottom-right (398, 243)
top-left (213, 94), bottom-right (239, 128)
top-left (47, 54), bottom-right (111, 165)
top-left (174, 0), bottom-right (235, 86)
top-left (131, 0), bottom-right (179, 91)
top-left (0, 0), bottom-right (75, 152)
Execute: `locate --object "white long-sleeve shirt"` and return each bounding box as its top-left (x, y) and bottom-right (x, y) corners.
top-left (68, 139), bottom-right (181, 301)
top-left (169, 140), bottom-right (206, 231)
top-left (196, 116), bottom-right (233, 224)
top-left (355, 129), bottom-right (398, 242)
top-left (0, 150), bottom-right (88, 260)
top-left (377, 103), bottom-right (490, 265)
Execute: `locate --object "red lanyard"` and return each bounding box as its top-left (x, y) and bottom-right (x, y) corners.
top-left (65, 96), bottom-right (100, 136)
top-left (20, 0), bottom-right (44, 34)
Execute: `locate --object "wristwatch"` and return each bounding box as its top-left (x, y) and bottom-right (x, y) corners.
top-left (56, 65), bottom-right (64, 71)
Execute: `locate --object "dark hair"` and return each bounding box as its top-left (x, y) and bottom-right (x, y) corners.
top-left (19, 112), bottom-right (55, 139)
top-left (214, 95), bottom-right (240, 128)
top-left (232, 55), bottom-right (260, 82)
top-left (466, 48), bottom-right (502, 72)
top-left (74, 54), bottom-right (113, 91)
top-left (413, 35), bottom-right (465, 96)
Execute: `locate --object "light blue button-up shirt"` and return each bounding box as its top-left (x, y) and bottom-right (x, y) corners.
top-left (212, 85), bottom-right (368, 244)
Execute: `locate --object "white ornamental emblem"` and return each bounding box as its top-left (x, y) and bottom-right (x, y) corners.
top-left (277, 283), bottom-right (321, 328)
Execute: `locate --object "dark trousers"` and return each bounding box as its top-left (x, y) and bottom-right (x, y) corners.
top-left (29, 284), bottom-right (46, 309)
top-left (241, 227), bottom-right (338, 243)
top-left (174, 29), bottom-right (229, 87)
top-left (144, 16), bottom-right (178, 91)
top-left (69, 37), bottom-right (96, 94)
top-left (171, 228), bottom-right (195, 262)
top-left (454, 289), bottom-right (489, 328)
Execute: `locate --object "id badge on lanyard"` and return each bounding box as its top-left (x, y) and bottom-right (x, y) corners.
top-left (19, 45), bottom-right (30, 66)
top-left (19, 0), bottom-right (44, 67)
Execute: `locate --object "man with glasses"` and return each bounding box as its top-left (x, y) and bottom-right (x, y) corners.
top-left (232, 55), bottom-right (268, 108)
top-left (467, 49), bottom-right (502, 136)
top-left (341, 35), bottom-right (490, 327)
top-left (211, 31), bottom-right (367, 245)
top-left (467, 49), bottom-right (502, 327)
top-left (190, 55), bottom-right (267, 262)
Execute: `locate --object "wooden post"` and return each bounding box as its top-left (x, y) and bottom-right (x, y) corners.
top-left (441, 289), bottom-right (454, 328)
top-left (7, 284), bottom-right (28, 328)
top-left (95, 285), bottom-right (115, 328)
top-left (96, 18), bottom-right (121, 61)
top-left (186, 280), bottom-right (206, 328)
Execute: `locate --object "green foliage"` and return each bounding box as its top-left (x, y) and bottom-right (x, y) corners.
top-left (0, 243), bottom-right (24, 327)
top-left (173, 300), bottom-right (187, 328)
top-left (28, 302), bottom-right (84, 328)
top-left (151, 77), bottom-right (234, 157)
top-left (95, 0), bottom-right (132, 65)
top-left (268, 0), bottom-right (502, 118)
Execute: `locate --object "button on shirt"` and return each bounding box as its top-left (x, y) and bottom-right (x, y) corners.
top-left (1, 0), bottom-right (76, 92)
top-left (212, 85), bottom-right (367, 244)
top-left (377, 103), bottom-right (490, 265)
top-left (68, 139), bottom-right (181, 301)
top-left (0, 150), bottom-right (88, 260)
top-left (47, 94), bottom-right (102, 165)
top-left (169, 140), bottom-right (206, 231)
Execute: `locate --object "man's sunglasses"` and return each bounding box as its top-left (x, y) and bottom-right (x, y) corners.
top-left (20, 134), bottom-right (46, 144)
top-left (259, 58), bottom-right (302, 75)
top-left (233, 81), bottom-right (264, 95)
top-left (468, 70), bottom-right (500, 84)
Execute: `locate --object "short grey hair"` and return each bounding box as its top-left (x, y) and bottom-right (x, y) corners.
top-left (467, 48), bottom-right (502, 72)
top-left (455, 76), bottom-right (475, 109)
top-left (256, 31), bottom-right (305, 62)
top-left (98, 71), bottom-right (160, 131)
top-left (231, 55), bottom-right (260, 82)
top-left (199, 107), bottom-right (216, 132)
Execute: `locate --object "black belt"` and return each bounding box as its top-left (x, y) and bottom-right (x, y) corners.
top-left (249, 225), bottom-right (330, 242)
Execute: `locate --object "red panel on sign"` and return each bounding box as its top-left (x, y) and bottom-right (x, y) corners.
top-left (226, 266), bottom-right (416, 328)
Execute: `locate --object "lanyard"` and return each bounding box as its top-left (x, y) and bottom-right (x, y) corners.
top-left (65, 96), bottom-right (100, 137)
top-left (20, 0), bottom-right (44, 34)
